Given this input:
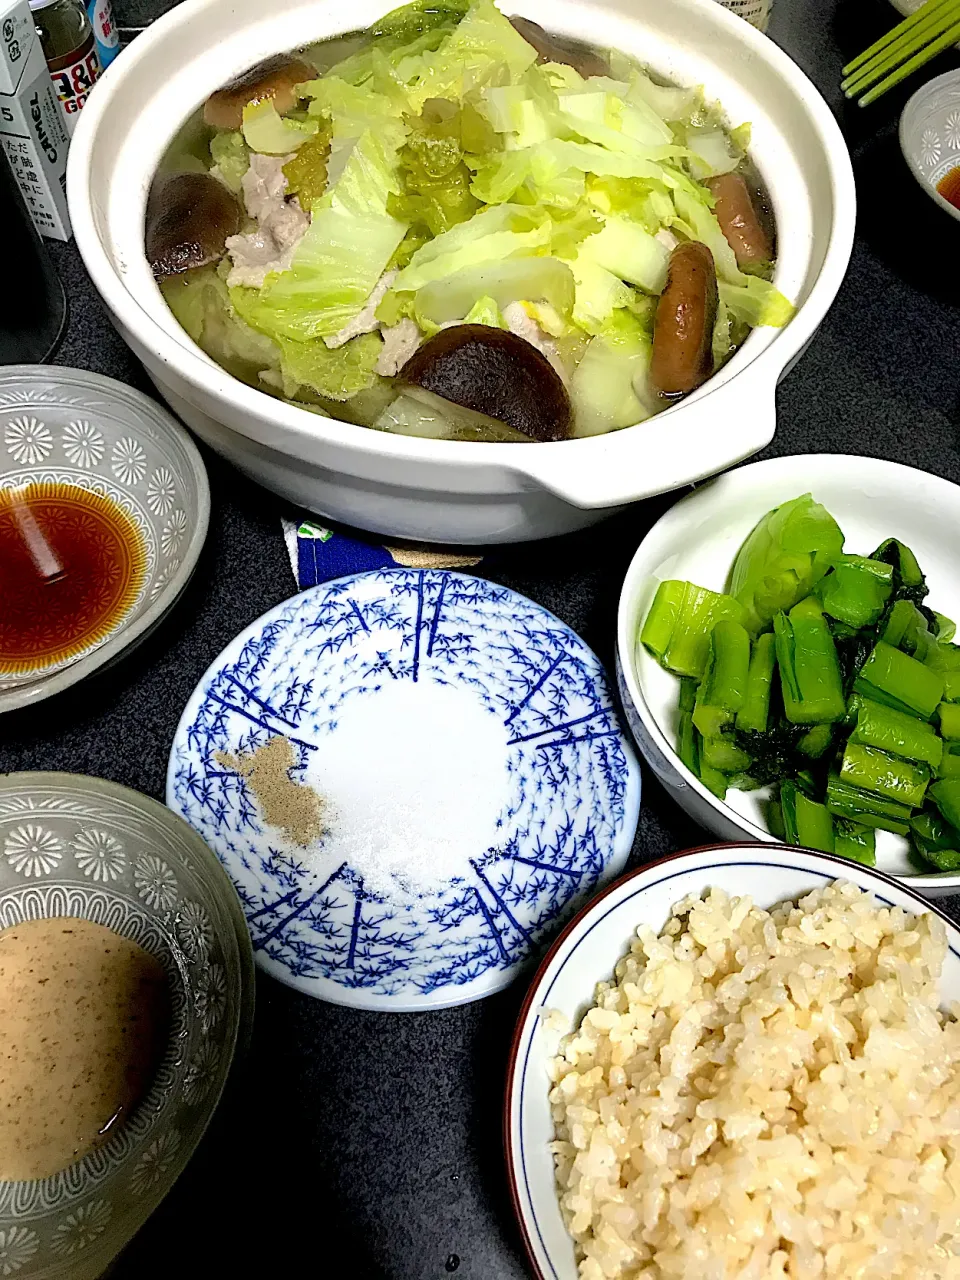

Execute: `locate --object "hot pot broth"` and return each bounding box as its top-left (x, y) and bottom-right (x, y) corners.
top-left (148, 0), bottom-right (790, 443)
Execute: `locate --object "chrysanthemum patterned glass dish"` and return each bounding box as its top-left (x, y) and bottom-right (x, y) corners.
top-left (0, 773), bottom-right (253, 1280)
top-left (167, 569), bottom-right (641, 1011)
top-left (900, 69), bottom-right (960, 224)
top-left (0, 367), bottom-right (209, 711)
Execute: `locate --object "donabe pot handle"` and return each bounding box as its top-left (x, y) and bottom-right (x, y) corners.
top-left (509, 364), bottom-right (780, 511)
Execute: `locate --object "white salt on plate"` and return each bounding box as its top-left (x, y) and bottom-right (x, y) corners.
top-left (302, 678), bottom-right (510, 897)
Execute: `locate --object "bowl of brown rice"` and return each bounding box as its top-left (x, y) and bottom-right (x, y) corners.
top-left (506, 843), bottom-right (960, 1280)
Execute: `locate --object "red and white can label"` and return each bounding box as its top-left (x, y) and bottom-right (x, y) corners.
top-left (48, 34), bottom-right (102, 135)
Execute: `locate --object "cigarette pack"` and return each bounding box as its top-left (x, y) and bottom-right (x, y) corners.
top-left (0, 0), bottom-right (71, 240)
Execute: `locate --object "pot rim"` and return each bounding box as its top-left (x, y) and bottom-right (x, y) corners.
top-left (67, 0), bottom-right (856, 507)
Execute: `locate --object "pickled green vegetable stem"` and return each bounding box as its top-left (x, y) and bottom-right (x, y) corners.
top-left (854, 641), bottom-right (944, 720)
top-left (817, 555), bottom-right (892, 628)
top-left (940, 703), bottom-right (960, 740)
top-left (839, 743), bottom-right (929, 808)
top-left (774, 598), bottom-right (846, 725)
top-left (825, 775), bottom-right (912, 835)
top-left (782, 781), bottom-right (834, 853)
top-left (729, 494), bottom-right (844, 634)
top-left (735, 632), bottom-right (777, 734)
top-left (850, 699), bottom-right (942, 769)
top-left (910, 810), bottom-right (960, 870)
top-left (872, 538), bottom-right (926, 598)
top-left (692, 620), bottom-right (751, 737)
top-left (931, 778), bottom-right (960, 831)
top-left (834, 819), bottom-right (876, 865)
top-left (640, 580), bottom-right (744, 679)
top-left (797, 723), bottom-right (835, 759)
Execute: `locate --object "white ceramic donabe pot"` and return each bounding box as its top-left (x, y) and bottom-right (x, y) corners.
top-left (68, 0), bottom-right (855, 544)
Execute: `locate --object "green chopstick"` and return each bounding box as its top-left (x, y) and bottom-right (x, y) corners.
top-left (858, 17), bottom-right (960, 104)
top-left (842, 0), bottom-right (957, 77)
top-left (842, 0), bottom-right (960, 94)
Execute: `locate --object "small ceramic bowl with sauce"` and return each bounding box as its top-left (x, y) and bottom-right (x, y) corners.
top-left (900, 69), bottom-right (960, 224)
top-left (0, 366), bottom-right (210, 713)
top-left (0, 771), bottom-right (254, 1280)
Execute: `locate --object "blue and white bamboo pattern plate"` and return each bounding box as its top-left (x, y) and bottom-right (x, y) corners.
top-left (167, 569), bottom-right (641, 1011)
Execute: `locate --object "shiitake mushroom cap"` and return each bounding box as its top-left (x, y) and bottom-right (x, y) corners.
top-left (399, 325), bottom-right (572, 443)
top-left (509, 16), bottom-right (610, 79)
top-left (145, 172), bottom-right (241, 280)
top-left (203, 56), bottom-right (317, 131)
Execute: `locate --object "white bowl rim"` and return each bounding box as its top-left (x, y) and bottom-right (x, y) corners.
top-left (67, 0), bottom-right (857, 506)
top-left (0, 365), bottom-right (211, 713)
top-left (615, 452), bottom-right (960, 892)
top-left (504, 840), bottom-right (960, 1280)
top-left (899, 68), bottom-right (960, 226)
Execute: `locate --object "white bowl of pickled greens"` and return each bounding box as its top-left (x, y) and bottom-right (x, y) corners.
top-left (617, 454), bottom-right (960, 896)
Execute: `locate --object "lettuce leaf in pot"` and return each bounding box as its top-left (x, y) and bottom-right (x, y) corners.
top-left (404, 0), bottom-right (538, 110)
top-left (277, 331), bottom-right (384, 400)
top-left (230, 208), bottom-right (406, 341)
top-left (557, 87), bottom-right (682, 154)
top-left (670, 185), bottom-right (742, 283)
top-left (576, 214), bottom-right (669, 294)
top-left (685, 127), bottom-right (742, 180)
top-left (390, 203), bottom-right (550, 291)
top-left (241, 100), bottom-right (319, 154)
top-left (719, 278), bottom-right (795, 330)
top-left (161, 266), bottom-right (281, 385)
top-left (373, 0), bottom-right (470, 43)
top-left (376, 385), bottom-right (531, 441)
top-left (585, 176), bottom-right (674, 234)
top-left (469, 148), bottom-right (586, 209)
top-left (230, 120), bottom-right (408, 342)
top-left (462, 295), bottom-right (507, 327)
top-left (481, 139), bottom-right (676, 190)
top-left (613, 60), bottom-right (701, 123)
top-left (481, 69), bottom-right (564, 149)
top-left (304, 1), bottom-right (469, 90)
top-left (374, 390), bottom-right (457, 438)
top-left (570, 309), bottom-right (655, 435)
top-left (209, 130), bottom-right (249, 193)
top-left (411, 255), bottom-right (575, 327)
top-left (320, 129), bottom-right (407, 219)
top-left (711, 295), bottom-right (735, 368)
top-left (567, 257), bottom-right (635, 334)
top-left (300, 75), bottom-right (407, 146)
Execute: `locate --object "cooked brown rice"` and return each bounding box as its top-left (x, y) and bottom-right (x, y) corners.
top-left (549, 881), bottom-right (960, 1279)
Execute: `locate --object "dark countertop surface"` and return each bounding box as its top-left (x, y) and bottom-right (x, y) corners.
top-left (3, 0), bottom-right (960, 1275)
